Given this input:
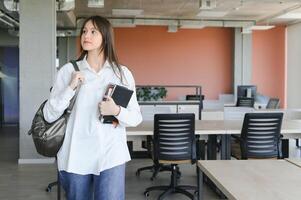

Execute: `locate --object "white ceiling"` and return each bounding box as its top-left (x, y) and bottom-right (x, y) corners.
top-left (1, 0), bottom-right (301, 31)
top-left (72, 0), bottom-right (301, 26)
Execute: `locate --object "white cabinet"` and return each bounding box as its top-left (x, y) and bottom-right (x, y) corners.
top-left (178, 105), bottom-right (199, 119)
top-left (140, 105), bottom-right (177, 121)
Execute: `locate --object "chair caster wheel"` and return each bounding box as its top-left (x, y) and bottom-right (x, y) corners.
top-left (136, 171), bottom-right (140, 177)
top-left (144, 191), bottom-right (150, 197)
top-left (45, 187), bottom-right (51, 192)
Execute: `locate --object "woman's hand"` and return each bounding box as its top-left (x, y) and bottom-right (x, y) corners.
top-left (69, 71), bottom-right (85, 90)
top-left (99, 96), bottom-right (121, 116)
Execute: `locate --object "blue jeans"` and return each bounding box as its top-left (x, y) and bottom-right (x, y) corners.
top-left (59, 164), bottom-right (125, 200)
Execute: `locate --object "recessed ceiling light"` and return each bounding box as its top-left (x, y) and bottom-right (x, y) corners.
top-left (251, 25), bottom-right (275, 30)
top-left (242, 25), bottom-right (275, 34)
top-left (277, 12), bottom-right (301, 19)
top-left (112, 9), bottom-right (144, 16)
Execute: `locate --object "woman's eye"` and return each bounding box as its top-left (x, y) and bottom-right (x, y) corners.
top-left (92, 30), bottom-right (96, 34)
top-left (82, 30), bottom-right (87, 34)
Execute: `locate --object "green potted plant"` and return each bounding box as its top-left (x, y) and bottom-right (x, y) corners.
top-left (136, 87), bottom-right (167, 101)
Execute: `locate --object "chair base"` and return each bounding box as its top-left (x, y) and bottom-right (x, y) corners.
top-left (45, 181), bottom-right (58, 192)
top-left (144, 165), bottom-right (196, 200)
top-left (136, 164), bottom-right (181, 180)
top-left (45, 171), bottom-right (61, 200)
top-left (144, 185), bottom-right (197, 200)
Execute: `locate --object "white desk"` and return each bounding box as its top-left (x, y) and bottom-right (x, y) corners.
top-left (127, 120), bottom-right (227, 136)
top-left (128, 119), bottom-right (301, 135)
top-left (224, 102), bottom-right (266, 109)
top-left (127, 120), bottom-right (301, 159)
top-left (197, 160), bottom-right (301, 200)
top-left (285, 158), bottom-right (301, 168)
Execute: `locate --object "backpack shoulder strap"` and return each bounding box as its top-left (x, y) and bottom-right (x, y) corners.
top-left (70, 60), bottom-right (80, 71)
top-left (66, 60), bottom-right (81, 115)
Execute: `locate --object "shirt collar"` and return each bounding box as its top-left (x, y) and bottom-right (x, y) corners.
top-left (81, 55), bottom-right (112, 73)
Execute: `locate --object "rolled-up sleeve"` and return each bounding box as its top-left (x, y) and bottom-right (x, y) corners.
top-left (43, 63), bottom-right (76, 123)
top-left (115, 68), bottom-right (142, 127)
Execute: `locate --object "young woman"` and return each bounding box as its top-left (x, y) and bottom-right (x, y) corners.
top-left (43, 16), bottom-right (142, 200)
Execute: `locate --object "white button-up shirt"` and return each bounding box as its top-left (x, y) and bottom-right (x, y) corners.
top-left (43, 58), bottom-right (142, 175)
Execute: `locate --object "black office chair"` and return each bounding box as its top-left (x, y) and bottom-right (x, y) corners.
top-left (266, 98), bottom-right (280, 109)
top-left (136, 135), bottom-right (179, 180)
top-left (45, 89), bottom-right (61, 199)
top-left (217, 99), bottom-right (255, 153)
top-left (231, 112), bottom-right (283, 159)
top-left (186, 94), bottom-right (205, 101)
top-left (45, 169), bottom-right (61, 200)
top-left (144, 113), bottom-right (197, 200)
top-left (236, 97), bottom-right (255, 107)
top-left (46, 180), bottom-right (58, 192)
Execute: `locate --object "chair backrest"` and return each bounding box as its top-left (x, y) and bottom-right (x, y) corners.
top-left (186, 95), bottom-right (204, 101)
top-left (266, 98), bottom-right (280, 109)
top-left (153, 113), bottom-right (196, 163)
top-left (240, 112), bottom-right (283, 159)
top-left (236, 97), bottom-right (255, 107)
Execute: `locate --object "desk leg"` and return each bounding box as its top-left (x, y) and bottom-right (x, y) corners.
top-left (207, 135), bottom-right (217, 160)
top-left (196, 136), bottom-right (206, 160)
top-left (281, 139), bottom-right (289, 158)
top-left (197, 165), bottom-right (203, 200)
top-left (221, 135), bottom-right (231, 160)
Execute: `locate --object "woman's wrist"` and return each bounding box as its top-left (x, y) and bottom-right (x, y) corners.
top-left (114, 105), bottom-right (121, 116)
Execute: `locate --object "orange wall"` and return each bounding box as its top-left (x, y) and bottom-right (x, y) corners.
top-left (252, 26), bottom-right (286, 107)
top-left (114, 26), bottom-right (234, 99)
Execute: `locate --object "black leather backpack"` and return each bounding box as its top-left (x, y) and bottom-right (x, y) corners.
top-left (28, 61), bottom-right (80, 157)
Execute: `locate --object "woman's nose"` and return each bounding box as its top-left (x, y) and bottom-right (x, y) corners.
top-left (83, 32), bottom-right (91, 38)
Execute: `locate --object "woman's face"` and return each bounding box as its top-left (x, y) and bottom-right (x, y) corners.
top-left (81, 20), bottom-right (103, 53)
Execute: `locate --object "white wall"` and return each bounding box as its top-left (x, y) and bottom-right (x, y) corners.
top-left (287, 22), bottom-right (301, 108)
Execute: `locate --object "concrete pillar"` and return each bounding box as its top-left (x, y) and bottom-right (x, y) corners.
top-left (19, 0), bottom-right (56, 163)
top-left (233, 28), bottom-right (252, 97)
top-left (287, 23), bottom-right (301, 108)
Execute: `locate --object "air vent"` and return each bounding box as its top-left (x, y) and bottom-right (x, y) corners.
top-left (87, 0), bottom-right (104, 8)
top-left (199, 0), bottom-right (216, 10)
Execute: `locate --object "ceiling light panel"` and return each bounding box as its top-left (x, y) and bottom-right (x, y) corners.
top-left (197, 11), bottom-right (228, 18)
top-left (180, 20), bottom-right (205, 29)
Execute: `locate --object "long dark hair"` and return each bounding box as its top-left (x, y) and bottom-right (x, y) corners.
top-left (78, 16), bottom-right (124, 83)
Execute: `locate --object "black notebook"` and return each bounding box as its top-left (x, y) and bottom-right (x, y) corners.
top-left (99, 83), bottom-right (133, 124)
